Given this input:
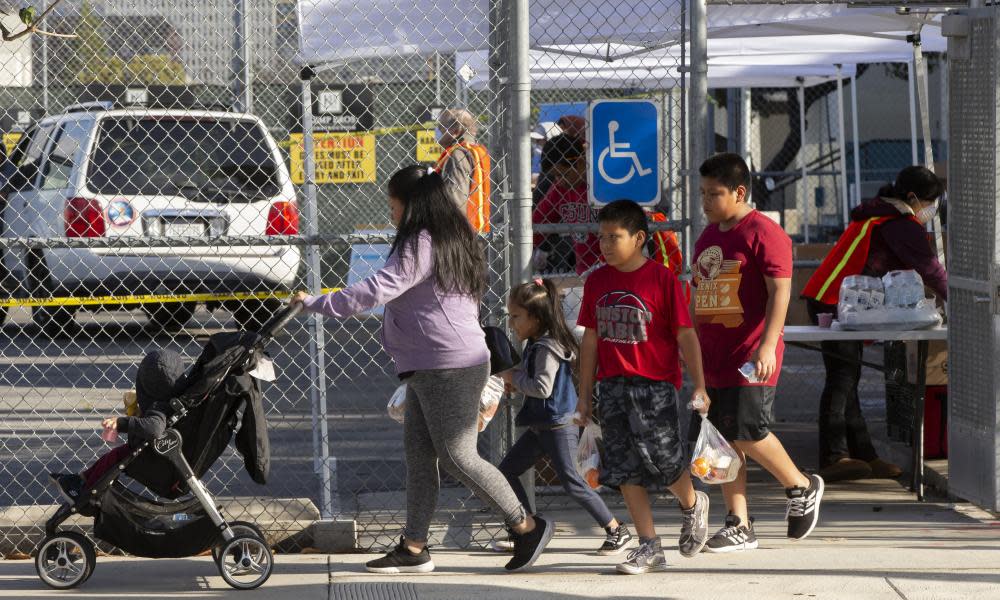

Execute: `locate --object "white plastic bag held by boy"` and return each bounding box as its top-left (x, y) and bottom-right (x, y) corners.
top-left (690, 414), bottom-right (742, 484)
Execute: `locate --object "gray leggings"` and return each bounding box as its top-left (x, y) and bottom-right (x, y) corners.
top-left (403, 362), bottom-right (526, 542)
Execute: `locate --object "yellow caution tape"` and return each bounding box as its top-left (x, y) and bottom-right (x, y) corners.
top-left (277, 122), bottom-right (436, 149)
top-left (0, 288), bottom-right (342, 309)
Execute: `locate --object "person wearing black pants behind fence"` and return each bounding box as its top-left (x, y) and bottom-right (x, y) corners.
top-left (492, 278), bottom-right (633, 556)
top-left (802, 166), bottom-right (947, 482)
top-left (291, 166), bottom-right (553, 573)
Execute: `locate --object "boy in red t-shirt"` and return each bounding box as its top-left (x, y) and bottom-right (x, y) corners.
top-left (690, 153), bottom-right (824, 552)
top-left (576, 200), bottom-right (711, 574)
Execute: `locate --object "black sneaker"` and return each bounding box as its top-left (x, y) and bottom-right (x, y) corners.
top-left (48, 473), bottom-right (84, 504)
top-left (786, 474), bottom-right (825, 540)
top-left (705, 514), bottom-right (758, 553)
top-left (365, 537), bottom-right (435, 574)
top-left (597, 523), bottom-right (633, 556)
top-left (504, 516), bottom-right (554, 572)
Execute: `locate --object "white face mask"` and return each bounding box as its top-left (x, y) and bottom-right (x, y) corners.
top-left (916, 203), bottom-right (938, 224)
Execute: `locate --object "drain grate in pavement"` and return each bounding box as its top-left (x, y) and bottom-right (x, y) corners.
top-left (330, 582), bottom-right (419, 600)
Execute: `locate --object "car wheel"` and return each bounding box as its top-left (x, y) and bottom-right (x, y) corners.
top-left (144, 302), bottom-right (196, 331)
top-left (233, 299), bottom-right (282, 334)
top-left (27, 250), bottom-right (78, 338)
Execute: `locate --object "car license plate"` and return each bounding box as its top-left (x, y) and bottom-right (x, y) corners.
top-left (164, 222), bottom-right (206, 237)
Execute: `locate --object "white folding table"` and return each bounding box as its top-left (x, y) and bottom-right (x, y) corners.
top-left (783, 325), bottom-right (948, 501)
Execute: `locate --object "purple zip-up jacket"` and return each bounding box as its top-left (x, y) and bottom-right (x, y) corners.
top-left (301, 231), bottom-right (489, 374)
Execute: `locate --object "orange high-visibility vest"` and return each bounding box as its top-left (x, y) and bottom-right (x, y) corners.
top-left (802, 216), bottom-right (910, 305)
top-left (648, 212), bottom-right (683, 277)
top-left (436, 142), bottom-right (491, 233)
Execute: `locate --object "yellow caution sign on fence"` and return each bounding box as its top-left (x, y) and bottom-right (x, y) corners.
top-left (415, 129), bottom-right (443, 163)
top-left (288, 132), bottom-right (377, 185)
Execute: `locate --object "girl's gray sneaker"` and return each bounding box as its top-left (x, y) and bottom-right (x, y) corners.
top-left (616, 538), bottom-right (667, 575)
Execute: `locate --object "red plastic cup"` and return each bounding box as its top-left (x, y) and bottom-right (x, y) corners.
top-left (101, 425), bottom-right (118, 443)
top-left (817, 313), bottom-right (834, 328)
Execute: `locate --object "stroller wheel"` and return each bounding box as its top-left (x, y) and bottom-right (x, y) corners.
top-left (212, 521), bottom-right (266, 564)
top-left (216, 534), bottom-right (272, 590)
top-left (35, 531), bottom-right (96, 590)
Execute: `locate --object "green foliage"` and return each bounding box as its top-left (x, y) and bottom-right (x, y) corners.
top-left (18, 6), bottom-right (36, 26)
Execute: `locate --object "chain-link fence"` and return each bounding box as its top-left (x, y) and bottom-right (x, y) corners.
top-left (0, 0), bottom-right (948, 560)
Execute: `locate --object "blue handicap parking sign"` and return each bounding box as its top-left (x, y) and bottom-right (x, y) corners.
top-left (588, 99), bottom-right (661, 206)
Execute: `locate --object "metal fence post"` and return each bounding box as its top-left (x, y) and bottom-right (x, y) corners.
top-left (836, 65), bottom-right (849, 228)
top-left (509, 0), bottom-right (532, 285)
top-left (301, 69), bottom-right (334, 519)
top-left (232, 0), bottom-right (252, 113)
top-left (688, 0), bottom-right (708, 243)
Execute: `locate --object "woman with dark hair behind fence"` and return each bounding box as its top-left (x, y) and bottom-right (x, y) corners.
top-left (801, 165), bottom-right (946, 482)
top-left (291, 165), bottom-right (554, 574)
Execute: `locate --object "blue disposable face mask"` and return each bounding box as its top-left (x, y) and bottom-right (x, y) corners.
top-left (434, 128), bottom-right (445, 144)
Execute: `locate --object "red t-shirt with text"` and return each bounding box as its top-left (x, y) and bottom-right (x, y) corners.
top-left (577, 260), bottom-right (692, 388)
top-left (532, 183), bottom-right (601, 275)
top-left (692, 210), bottom-right (792, 388)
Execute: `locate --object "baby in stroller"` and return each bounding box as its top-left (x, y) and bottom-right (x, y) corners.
top-left (49, 349), bottom-right (188, 503)
top-left (34, 306), bottom-right (300, 591)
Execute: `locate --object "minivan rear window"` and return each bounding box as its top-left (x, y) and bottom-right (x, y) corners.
top-left (86, 117), bottom-right (280, 202)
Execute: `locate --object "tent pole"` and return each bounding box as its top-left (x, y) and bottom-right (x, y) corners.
top-left (836, 65), bottom-right (849, 228)
top-left (913, 38), bottom-right (934, 168)
top-left (300, 67), bottom-right (334, 519)
top-left (740, 88), bottom-right (751, 164)
top-left (850, 69), bottom-right (861, 209)
top-left (907, 57), bottom-right (918, 165)
top-left (510, 0), bottom-right (532, 284)
top-left (799, 82), bottom-right (809, 244)
top-left (689, 0), bottom-right (708, 242)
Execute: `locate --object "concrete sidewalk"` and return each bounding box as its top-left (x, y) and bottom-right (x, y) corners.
top-left (2, 476), bottom-right (998, 600)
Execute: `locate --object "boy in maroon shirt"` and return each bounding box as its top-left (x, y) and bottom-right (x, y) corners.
top-left (576, 200), bottom-right (710, 574)
top-left (690, 153), bottom-right (824, 553)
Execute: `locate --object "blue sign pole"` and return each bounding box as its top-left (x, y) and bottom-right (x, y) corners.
top-left (588, 99), bottom-right (662, 207)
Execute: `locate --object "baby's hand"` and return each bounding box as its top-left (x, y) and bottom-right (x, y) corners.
top-left (101, 417), bottom-right (118, 431)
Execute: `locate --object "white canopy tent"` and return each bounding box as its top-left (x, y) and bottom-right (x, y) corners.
top-left (297, 1), bottom-right (944, 65)
top-left (296, 0), bottom-right (948, 240)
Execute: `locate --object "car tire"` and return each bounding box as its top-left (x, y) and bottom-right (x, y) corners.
top-left (144, 302), bottom-right (196, 331)
top-left (233, 299), bottom-right (282, 334)
top-left (27, 250), bottom-right (78, 338)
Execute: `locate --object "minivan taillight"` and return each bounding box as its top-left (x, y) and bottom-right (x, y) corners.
top-left (64, 197), bottom-right (106, 237)
top-left (266, 201), bottom-right (299, 235)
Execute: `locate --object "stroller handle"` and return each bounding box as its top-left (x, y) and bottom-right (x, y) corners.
top-left (258, 302), bottom-right (304, 338)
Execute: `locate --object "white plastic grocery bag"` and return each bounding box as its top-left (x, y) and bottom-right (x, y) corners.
top-left (690, 414), bottom-right (742, 484)
top-left (478, 375), bottom-right (505, 432)
top-left (387, 384), bottom-right (407, 424)
top-left (576, 423), bottom-right (602, 489)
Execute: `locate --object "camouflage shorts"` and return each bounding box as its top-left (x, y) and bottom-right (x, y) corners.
top-left (596, 377), bottom-right (686, 490)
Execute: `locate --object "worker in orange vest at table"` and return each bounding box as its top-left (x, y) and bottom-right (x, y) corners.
top-left (801, 165), bottom-right (946, 483)
top-left (434, 108), bottom-right (491, 233)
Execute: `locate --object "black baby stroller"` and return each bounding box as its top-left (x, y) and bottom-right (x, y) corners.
top-left (34, 304), bottom-right (303, 591)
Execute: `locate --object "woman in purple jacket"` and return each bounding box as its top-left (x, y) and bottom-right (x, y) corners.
top-left (291, 166), bottom-right (553, 574)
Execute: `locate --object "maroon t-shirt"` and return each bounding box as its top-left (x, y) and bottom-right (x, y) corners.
top-left (693, 211), bottom-right (792, 388)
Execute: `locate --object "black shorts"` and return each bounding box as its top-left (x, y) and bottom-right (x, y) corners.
top-left (597, 377), bottom-right (686, 490)
top-left (689, 386), bottom-right (775, 443)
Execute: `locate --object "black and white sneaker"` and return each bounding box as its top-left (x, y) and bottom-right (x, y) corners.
top-left (365, 537), bottom-right (435, 574)
top-left (705, 514), bottom-right (758, 553)
top-left (597, 523), bottom-right (633, 556)
top-left (786, 474), bottom-right (825, 540)
top-left (505, 516), bottom-right (554, 572)
top-left (48, 472), bottom-right (84, 504)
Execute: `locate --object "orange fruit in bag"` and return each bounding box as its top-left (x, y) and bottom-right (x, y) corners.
top-left (691, 457), bottom-right (710, 478)
top-left (585, 468), bottom-right (600, 489)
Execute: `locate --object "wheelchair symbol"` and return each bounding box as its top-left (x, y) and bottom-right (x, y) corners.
top-left (597, 120), bottom-right (652, 185)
